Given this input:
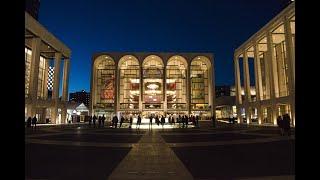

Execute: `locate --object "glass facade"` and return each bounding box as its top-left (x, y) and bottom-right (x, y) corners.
top-left (25, 48), bottom-right (32, 97)
top-left (190, 58), bottom-right (209, 111)
top-left (166, 56), bottom-right (187, 110)
top-left (119, 56), bottom-right (140, 110)
top-left (94, 57), bottom-right (116, 109)
top-left (91, 53), bottom-right (214, 120)
top-left (142, 56), bottom-right (164, 110)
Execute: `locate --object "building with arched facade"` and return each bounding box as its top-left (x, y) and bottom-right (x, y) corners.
top-left (90, 52), bottom-right (215, 121)
top-left (234, 2), bottom-right (295, 126)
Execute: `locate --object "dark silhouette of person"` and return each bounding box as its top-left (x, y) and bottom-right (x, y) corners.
top-left (212, 115), bottom-right (216, 128)
top-left (196, 115), bottom-right (199, 128)
top-left (137, 115), bottom-right (141, 129)
top-left (102, 115), bottom-right (105, 127)
top-left (178, 115), bottom-right (182, 128)
top-left (27, 117), bottom-right (32, 128)
top-left (185, 115), bottom-right (189, 128)
top-left (92, 115), bottom-right (97, 128)
top-left (120, 116), bottom-right (124, 128)
top-left (161, 115), bottom-right (165, 128)
top-left (113, 115), bottom-right (119, 128)
top-left (98, 116), bottom-right (102, 127)
top-left (283, 114), bottom-right (291, 136)
top-left (168, 115), bottom-right (172, 125)
top-left (277, 115), bottom-right (283, 136)
top-left (88, 115), bottom-right (92, 127)
top-left (32, 116), bottom-right (37, 130)
top-left (172, 115), bottom-right (175, 125)
top-left (149, 115), bottom-right (153, 129)
top-left (129, 116), bottom-right (133, 128)
top-left (156, 116), bottom-right (160, 126)
top-left (181, 115), bottom-right (185, 128)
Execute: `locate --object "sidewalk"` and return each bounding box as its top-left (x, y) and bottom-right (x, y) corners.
top-left (108, 130), bottom-right (193, 180)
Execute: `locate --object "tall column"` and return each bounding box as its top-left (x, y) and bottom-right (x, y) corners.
top-left (243, 50), bottom-right (251, 123)
top-left (211, 60), bottom-right (216, 118)
top-left (139, 65), bottom-right (143, 113)
top-left (28, 37), bottom-right (41, 117)
top-left (43, 59), bottom-right (49, 100)
top-left (267, 31), bottom-right (278, 125)
top-left (51, 52), bottom-right (62, 124)
top-left (188, 62), bottom-right (192, 115)
top-left (62, 59), bottom-right (70, 101)
top-left (61, 106), bottom-right (67, 124)
top-left (163, 66), bottom-right (167, 115)
top-left (284, 17), bottom-right (295, 126)
top-left (234, 55), bottom-right (242, 123)
top-left (254, 43), bottom-right (263, 124)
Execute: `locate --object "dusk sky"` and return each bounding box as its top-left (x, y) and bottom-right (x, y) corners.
top-left (38, 0), bottom-right (290, 93)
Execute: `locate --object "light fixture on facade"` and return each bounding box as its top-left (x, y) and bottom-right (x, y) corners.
top-left (153, 99), bottom-right (157, 101)
top-left (128, 56), bottom-right (132, 59)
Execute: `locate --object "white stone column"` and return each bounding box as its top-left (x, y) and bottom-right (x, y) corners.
top-left (243, 50), bottom-right (251, 123)
top-left (234, 55), bottom-right (242, 123)
top-left (43, 59), bottom-right (50, 100)
top-left (211, 59), bottom-right (216, 118)
top-left (28, 37), bottom-right (41, 117)
top-left (62, 58), bottom-right (70, 101)
top-left (51, 52), bottom-right (62, 124)
top-left (188, 62), bottom-right (191, 115)
top-left (163, 66), bottom-right (167, 115)
top-left (254, 43), bottom-right (263, 124)
top-left (267, 31), bottom-right (278, 125)
top-left (139, 65), bottom-right (143, 113)
top-left (284, 17), bottom-right (295, 126)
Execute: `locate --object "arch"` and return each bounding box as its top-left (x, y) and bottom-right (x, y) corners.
top-left (92, 54), bottom-right (116, 113)
top-left (167, 55), bottom-right (188, 69)
top-left (118, 55), bottom-right (140, 110)
top-left (166, 55), bottom-right (188, 110)
top-left (142, 55), bottom-right (164, 68)
top-left (118, 55), bottom-right (139, 69)
top-left (94, 55), bottom-right (115, 69)
top-left (191, 56), bottom-right (211, 70)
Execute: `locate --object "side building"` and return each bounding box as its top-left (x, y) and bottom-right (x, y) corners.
top-left (25, 12), bottom-right (71, 124)
top-left (69, 90), bottom-right (90, 107)
top-left (90, 53), bottom-right (215, 121)
top-left (233, 2), bottom-right (295, 126)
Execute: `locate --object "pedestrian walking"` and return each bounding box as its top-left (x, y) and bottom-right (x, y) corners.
top-left (120, 116), bottom-right (124, 128)
top-left (137, 115), bottom-right (142, 129)
top-left (212, 115), bottom-right (216, 128)
top-left (93, 115), bottom-right (97, 128)
top-left (161, 115), bottom-right (165, 128)
top-left (149, 115), bottom-right (153, 129)
top-left (32, 116), bottom-right (37, 130)
top-left (129, 116), bottom-right (133, 128)
top-left (102, 115), bottom-right (105, 127)
top-left (27, 117), bottom-right (32, 128)
top-left (283, 114), bottom-right (291, 136)
top-left (277, 115), bottom-right (283, 136)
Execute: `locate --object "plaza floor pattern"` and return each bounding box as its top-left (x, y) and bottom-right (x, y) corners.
top-left (25, 123), bottom-right (295, 179)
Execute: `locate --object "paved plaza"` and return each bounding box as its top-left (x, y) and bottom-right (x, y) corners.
top-left (25, 122), bottom-right (295, 180)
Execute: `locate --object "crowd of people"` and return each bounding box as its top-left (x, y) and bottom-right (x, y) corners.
top-left (84, 113), bottom-right (216, 129)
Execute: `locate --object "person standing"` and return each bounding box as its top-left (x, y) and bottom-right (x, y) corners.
top-left (114, 115), bottom-right (119, 128)
top-left (93, 115), bottom-right (97, 128)
top-left (137, 115), bottom-right (142, 129)
top-left (196, 115), bottom-right (199, 128)
top-left (120, 116), bottom-right (124, 128)
top-left (27, 117), bottom-right (32, 128)
top-left (88, 115), bottom-right (92, 127)
top-left (161, 115), bottom-right (165, 128)
top-left (32, 116), bottom-right (37, 130)
top-left (212, 115), bottom-right (216, 128)
top-left (149, 115), bottom-right (153, 130)
top-left (277, 115), bottom-right (283, 136)
top-left (102, 115), bottom-right (105, 127)
top-left (185, 115), bottom-right (188, 128)
top-left (129, 116), bottom-right (133, 129)
top-left (283, 114), bottom-right (291, 136)
top-left (155, 116), bottom-right (160, 126)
